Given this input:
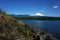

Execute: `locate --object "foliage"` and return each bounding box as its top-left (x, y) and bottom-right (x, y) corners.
top-left (0, 9), bottom-right (34, 39)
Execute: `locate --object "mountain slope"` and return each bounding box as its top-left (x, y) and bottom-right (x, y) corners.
top-left (0, 10), bottom-right (35, 40)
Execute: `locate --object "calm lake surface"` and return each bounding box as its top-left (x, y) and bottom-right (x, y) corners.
top-left (21, 20), bottom-right (60, 40)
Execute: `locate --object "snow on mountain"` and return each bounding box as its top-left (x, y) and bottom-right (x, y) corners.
top-left (31, 12), bottom-right (44, 16)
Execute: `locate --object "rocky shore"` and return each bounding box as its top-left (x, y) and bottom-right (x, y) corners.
top-left (23, 24), bottom-right (58, 40)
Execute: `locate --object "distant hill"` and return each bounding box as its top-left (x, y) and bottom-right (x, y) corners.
top-left (8, 14), bottom-right (60, 20)
top-left (8, 14), bottom-right (30, 18)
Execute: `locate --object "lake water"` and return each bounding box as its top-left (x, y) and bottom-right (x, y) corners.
top-left (21, 20), bottom-right (60, 40)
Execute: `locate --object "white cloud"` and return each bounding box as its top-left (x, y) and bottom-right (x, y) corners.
top-left (53, 6), bottom-right (60, 8)
top-left (31, 12), bottom-right (44, 16)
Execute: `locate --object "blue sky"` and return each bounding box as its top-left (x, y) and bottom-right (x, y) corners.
top-left (0, 0), bottom-right (60, 17)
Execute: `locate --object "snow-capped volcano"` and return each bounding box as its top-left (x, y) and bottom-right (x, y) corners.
top-left (31, 12), bottom-right (44, 16)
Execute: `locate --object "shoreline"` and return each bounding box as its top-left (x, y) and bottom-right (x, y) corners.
top-left (22, 23), bottom-right (58, 40)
